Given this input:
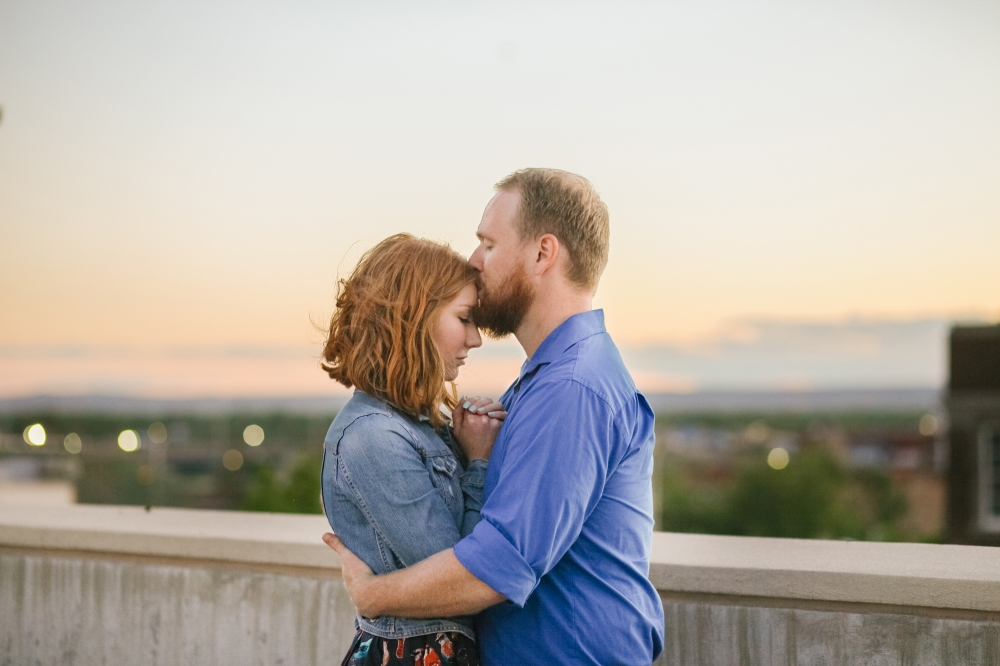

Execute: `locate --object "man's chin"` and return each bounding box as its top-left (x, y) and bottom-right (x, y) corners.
top-left (479, 326), bottom-right (514, 341)
top-left (472, 303), bottom-right (522, 339)
top-left (474, 268), bottom-right (534, 338)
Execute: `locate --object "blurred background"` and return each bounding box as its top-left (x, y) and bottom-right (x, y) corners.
top-left (1, 0), bottom-right (998, 542)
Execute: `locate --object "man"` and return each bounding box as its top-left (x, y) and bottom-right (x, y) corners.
top-left (324, 168), bottom-right (664, 665)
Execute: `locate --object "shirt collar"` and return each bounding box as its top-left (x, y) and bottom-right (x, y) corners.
top-left (518, 309), bottom-right (606, 382)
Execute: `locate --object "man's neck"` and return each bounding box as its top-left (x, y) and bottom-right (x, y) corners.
top-left (515, 289), bottom-right (593, 359)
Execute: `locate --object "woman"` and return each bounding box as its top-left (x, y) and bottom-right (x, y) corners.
top-left (320, 234), bottom-right (503, 666)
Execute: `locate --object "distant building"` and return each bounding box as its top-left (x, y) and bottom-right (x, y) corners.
top-left (946, 324), bottom-right (1000, 545)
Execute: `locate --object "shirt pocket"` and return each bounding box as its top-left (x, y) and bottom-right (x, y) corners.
top-left (425, 453), bottom-right (460, 514)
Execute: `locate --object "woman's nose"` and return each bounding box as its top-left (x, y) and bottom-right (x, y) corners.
top-left (468, 326), bottom-right (482, 349)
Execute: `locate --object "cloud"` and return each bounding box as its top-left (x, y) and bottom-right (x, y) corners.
top-left (619, 316), bottom-right (978, 391)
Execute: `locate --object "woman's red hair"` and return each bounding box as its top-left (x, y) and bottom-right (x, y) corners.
top-left (321, 234), bottom-right (478, 428)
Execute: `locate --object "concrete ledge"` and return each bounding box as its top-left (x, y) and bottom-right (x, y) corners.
top-left (0, 504), bottom-right (339, 570)
top-left (3, 505), bottom-right (1000, 613)
top-left (649, 531), bottom-right (1000, 613)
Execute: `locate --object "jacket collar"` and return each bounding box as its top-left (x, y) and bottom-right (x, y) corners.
top-left (351, 389), bottom-right (432, 423)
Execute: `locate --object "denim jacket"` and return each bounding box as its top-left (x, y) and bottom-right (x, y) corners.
top-left (321, 389), bottom-right (487, 640)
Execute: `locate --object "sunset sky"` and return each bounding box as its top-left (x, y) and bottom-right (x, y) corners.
top-left (1, 0), bottom-right (997, 398)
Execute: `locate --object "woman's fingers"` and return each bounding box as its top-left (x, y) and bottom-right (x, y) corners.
top-left (476, 401), bottom-right (504, 416)
top-left (463, 413), bottom-right (503, 432)
top-left (461, 396), bottom-right (488, 411)
top-left (452, 402), bottom-right (466, 431)
top-left (463, 398), bottom-right (503, 416)
top-left (456, 398), bottom-right (504, 435)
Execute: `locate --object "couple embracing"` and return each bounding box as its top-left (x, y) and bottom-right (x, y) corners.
top-left (319, 168), bottom-right (664, 666)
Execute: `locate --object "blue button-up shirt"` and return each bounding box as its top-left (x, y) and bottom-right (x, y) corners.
top-left (454, 310), bottom-right (664, 665)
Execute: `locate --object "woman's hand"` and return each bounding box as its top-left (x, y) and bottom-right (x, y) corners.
top-left (453, 395), bottom-right (504, 461)
top-left (458, 395), bottom-right (506, 421)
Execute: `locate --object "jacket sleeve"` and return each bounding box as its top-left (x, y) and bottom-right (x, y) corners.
top-left (459, 459), bottom-right (488, 537)
top-left (335, 414), bottom-right (465, 568)
top-left (438, 423), bottom-right (487, 537)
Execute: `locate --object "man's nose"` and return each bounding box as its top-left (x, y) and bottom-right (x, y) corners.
top-left (469, 245), bottom-right (484, 271)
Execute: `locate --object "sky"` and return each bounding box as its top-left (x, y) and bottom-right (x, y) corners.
top-left (1, 0), bottom-right (998, 398)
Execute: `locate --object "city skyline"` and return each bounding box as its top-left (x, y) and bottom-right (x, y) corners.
top-left (0, 314), bottom-right (984, 398)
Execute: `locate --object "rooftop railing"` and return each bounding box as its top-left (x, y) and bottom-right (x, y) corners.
top-left (2, 504), bottom-right (999, 665)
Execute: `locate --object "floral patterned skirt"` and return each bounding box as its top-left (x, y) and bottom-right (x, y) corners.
top-left (341, 630), bottom-right (480, 666)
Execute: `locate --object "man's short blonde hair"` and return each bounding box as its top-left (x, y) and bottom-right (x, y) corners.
top-left (496, 168), bottom-right (610, 292)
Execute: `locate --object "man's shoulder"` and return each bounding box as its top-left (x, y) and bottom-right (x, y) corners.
top-left (565, 332), bottom-right (636, 411)
top-left (522, 332), bottom-right (642, 429)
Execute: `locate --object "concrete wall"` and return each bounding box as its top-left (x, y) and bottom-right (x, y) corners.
top-left (1, 552), bottom-right (356, 666)
top-left (3, 505), bottom-right (1000, 666)
top-left (658, 597), bottom-right (1000, 666)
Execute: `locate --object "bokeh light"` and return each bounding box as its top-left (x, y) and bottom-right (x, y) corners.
top-left (767, 447), bottom-right (790, 470)
top-left (63, 432), bottom-right (82, 454)
top-left (744, 421), bottom-right (771, 444)
top-left (222, 449), bottom-right (244, 471)
top-left (919, 414), bottom-right (939, 437)
top-left (148, 422), bottom-right (168, 444)
top-left (24, 424), bottom-right (46, 446)
top-left (118, 429), bottom-right (140, 452)
top-left (243, 424), bottom-right (265, 447)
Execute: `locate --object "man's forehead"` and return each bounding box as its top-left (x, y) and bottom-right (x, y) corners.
top-left (476, 218), bottom-right (496, 238)
top-left (478, 190), bottom-right (519, 238)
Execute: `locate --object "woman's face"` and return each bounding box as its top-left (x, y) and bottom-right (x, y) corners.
top-left (432, 283), bottom-right (482, 382)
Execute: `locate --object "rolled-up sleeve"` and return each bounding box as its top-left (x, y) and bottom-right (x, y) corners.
top-left (454, 517), bottom-right (537, 605)
top-left (454, 380), bottom-right (617, 607)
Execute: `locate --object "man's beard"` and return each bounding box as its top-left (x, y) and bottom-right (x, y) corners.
top-left (473, 265), bottom-right (535, 339)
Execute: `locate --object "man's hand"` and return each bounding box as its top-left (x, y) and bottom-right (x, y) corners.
top-left (322, 532), bottom-right (506, 618)
top-left (322, 533), bottom-right (378, 616)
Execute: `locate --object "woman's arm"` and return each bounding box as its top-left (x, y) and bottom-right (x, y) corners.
top-left (452, 400), bottom-right (503, 536)
top-left (437, 423), bottom-right (487, 536)
top-left (458, 459), bottom-right (488, 536)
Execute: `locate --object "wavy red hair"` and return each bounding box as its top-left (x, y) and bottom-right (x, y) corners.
top-left (321, 234), bottom-right (479, 428)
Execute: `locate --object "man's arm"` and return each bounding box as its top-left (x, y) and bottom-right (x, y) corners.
top-left (325, 382), bottom-right (613, 618)
top-left (323, 533), bottom-right (506, 617)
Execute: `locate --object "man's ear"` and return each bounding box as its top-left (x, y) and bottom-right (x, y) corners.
top-left (532, 234), bottom-right (560, 276)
